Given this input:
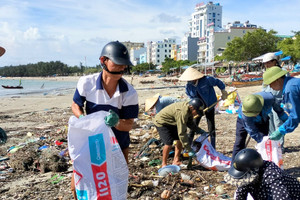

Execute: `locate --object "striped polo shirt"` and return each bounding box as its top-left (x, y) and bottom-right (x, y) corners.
top-left (73, 72), bottom-right (139, 120)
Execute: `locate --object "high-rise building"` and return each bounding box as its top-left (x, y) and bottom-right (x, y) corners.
top-left (181, 32), bottom-right (199, 61)
top-left (148, 38), bottom-right (176, 65)
top-left (189, 2), bottom-right (222, 39)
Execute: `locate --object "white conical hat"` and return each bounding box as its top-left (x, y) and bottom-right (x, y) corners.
top-left (179, 67), bottom-right (204, 81)
top-left (145, 93), bottom-right (160, 112)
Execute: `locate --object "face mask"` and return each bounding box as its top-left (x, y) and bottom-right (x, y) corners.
top-left (188, 80), bottom-right (198, 86)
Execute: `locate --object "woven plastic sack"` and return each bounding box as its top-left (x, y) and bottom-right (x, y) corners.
top-left (68, 111), bottom-right (128, 200)
top-left (256, 136), bottom-right (283, 169)
top-left (192, 135), bottom-right (231, 171)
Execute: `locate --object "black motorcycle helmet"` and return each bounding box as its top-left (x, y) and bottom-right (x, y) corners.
top-left (229, 148), bottom-right (264, 179)
top-left (100, 41), bottom-right (132, 65)
top-left (189, 98), bottom-right (205, 116)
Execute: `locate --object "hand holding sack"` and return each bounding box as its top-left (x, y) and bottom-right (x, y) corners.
top-left (104, 110), bottom-right (119, 127)
top-left (269, 130), bottom-right (284, 141)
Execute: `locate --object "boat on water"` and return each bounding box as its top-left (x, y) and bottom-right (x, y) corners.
top-left (2, 85), bottom-right (23, 89)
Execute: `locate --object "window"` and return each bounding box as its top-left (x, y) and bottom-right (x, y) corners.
top-left (169, 50), bottom-right (171, 52)
top-left (165, 50), bottom-right (167, 52)
top-left (165, 44), bottom-right (167, 47)
top-left (213, 13), bottom-right (215, 17)
top-left (228, 36), bottom-right (231, 40)
top-left (243, 30), bottom-right (245, 33)
top-left (169, 44), bottom-right (171, 47)
top-left (157, 55), bottom-right (160, 57)
top-left (157, 49), bottom-right (160, 52)
top-left (165, 55), bottom-right (167, 58)
top-left (169, 55), bottom-right (171, 57)
top-left (157, 60), bottom-right (160, 63)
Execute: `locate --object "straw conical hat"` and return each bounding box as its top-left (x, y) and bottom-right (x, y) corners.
top-left (179, 67), bottom-right (204, 81)
top-left (145, 93), bottom-right (160, 112)
top-left (0, 46), bottom-right (5, 57)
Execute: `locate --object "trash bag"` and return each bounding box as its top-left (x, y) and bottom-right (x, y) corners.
top-left (0, 128), bottom-right (7, 144)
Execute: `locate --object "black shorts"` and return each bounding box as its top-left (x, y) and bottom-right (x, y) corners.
top-left (156, 125), bottom-right (179, 145)
top-left (112, 128), bottom-right (130, 149)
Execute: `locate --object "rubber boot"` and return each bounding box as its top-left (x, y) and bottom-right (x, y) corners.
top-left (210, 136), bottom-right (216, 149)
top-left (188, 131), bottom-right (195, 146)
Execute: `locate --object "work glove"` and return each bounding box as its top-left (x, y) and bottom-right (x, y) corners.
top-left (188, 150), bottom-right (196, 157)
top-left (269, 130), bottom-right (284, 141)
top-left (221, 90), bottom-right (228, 100)
top-left (104, 110), bottom-right (119, 127)
top-left (279, 113), bottom-right (288, 122)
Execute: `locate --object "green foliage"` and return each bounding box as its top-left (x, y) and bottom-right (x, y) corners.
top-left (278, 34), bottom-right (300, 63)
top-left (222, 28), bottom-right (279, 61)
top-left (131, 63), bottom-right (155, 73)
top-left (0, 61), bottom-right (82, 77)
top-left (161, 58), bottom-right (197, 73)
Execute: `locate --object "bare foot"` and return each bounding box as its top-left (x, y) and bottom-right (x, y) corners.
top-left (172, 161), bottom-right (182, 166)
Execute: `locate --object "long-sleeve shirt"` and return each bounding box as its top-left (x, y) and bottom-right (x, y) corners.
top-left (155, 96), bottom-right (180, 113)
top-left (185, 76), bottom-right (225, 107)
top-left (235, 161), bottom-right (300, 200)
top-left (278, 76), bottom-right (300, 134)
top-left (154, 102), bottom-right (203, 151)
top-left (238, 91), bottom-right (287, 142)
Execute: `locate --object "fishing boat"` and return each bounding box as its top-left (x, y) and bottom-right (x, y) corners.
top-left (2, 85), bottom-right (23, 89)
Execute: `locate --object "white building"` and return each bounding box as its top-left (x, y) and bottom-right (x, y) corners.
top-left (148, 38), bottom-right (176, 65)
top-left (130, 47), bottom-right (147, 65)
top-left (199, 21), bottom-right (257, 63)
top-left (189, 2), bottom-right (222, 38)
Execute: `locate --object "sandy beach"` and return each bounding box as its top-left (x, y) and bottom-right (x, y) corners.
top-left (0, 74), bottom-right (300, 199)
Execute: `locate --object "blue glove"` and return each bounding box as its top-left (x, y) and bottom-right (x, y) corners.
top-left (279, 113), bottom-right (288, 122)
top-left (104, 110), bottom-right (119, 127)
top-left (269, 130), bottom-right (284, 141)
top-left (188, 150), bottom-right (196, 157)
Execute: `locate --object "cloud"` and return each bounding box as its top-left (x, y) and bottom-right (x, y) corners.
top-left (151, 13), bottom-right (181, 23)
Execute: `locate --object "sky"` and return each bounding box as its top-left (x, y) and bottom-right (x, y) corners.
top-left (0, 0), bottom-right (299, 67)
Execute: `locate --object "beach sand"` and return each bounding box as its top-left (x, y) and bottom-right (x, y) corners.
top-left (0, 75), bottom-right (300, 199)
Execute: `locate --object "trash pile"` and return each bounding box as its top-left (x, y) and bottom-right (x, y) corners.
top-left (0, 105), bottom-right (238, 199)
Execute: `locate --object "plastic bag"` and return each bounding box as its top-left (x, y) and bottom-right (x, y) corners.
top-left (68, 111), bottom-right (128, 200)
top-left (255, 136), bottom-right (283, 169)
top-left (192, 135), bottom-right (231, 171)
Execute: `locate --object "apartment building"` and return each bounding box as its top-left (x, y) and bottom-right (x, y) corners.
top-left (181, 32), bottom-right (199, 61)
top-left (189, 2), bottom-right (222, 38)
top-left (148, 38), bottom-right (176, 65)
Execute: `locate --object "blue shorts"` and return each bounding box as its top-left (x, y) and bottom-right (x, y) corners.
top-left (112, 127), bottom-right (130, 149)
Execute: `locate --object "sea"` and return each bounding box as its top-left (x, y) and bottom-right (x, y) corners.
top-left (0, 78), bottom-right (78, 98)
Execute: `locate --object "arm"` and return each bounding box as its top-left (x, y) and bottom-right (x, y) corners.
top-left (235, 187), bottom-right (249, 200)
top-left (176, 112), bottom-right (192, 152)
top-left (279, 87), bottom-right (300, 134)
top-left (207, 76), bottom-right (226, 91)
top-left (243, 116), bottom-right (264, 142)
top-left (71, 101), bottom-right (84, 118)
top-left (115, 118), bottom-right (134, 132)
top-left (264, 163), bottom-right (293, 200)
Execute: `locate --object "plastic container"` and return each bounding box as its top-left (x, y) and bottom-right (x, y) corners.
top-left (158, 165), bottom-right (180, 177)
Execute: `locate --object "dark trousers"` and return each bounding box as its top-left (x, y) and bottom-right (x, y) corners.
top-left (232, 117), bottom-right (269, 162)
top-left (188, 108), bottom-right (215, 148)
